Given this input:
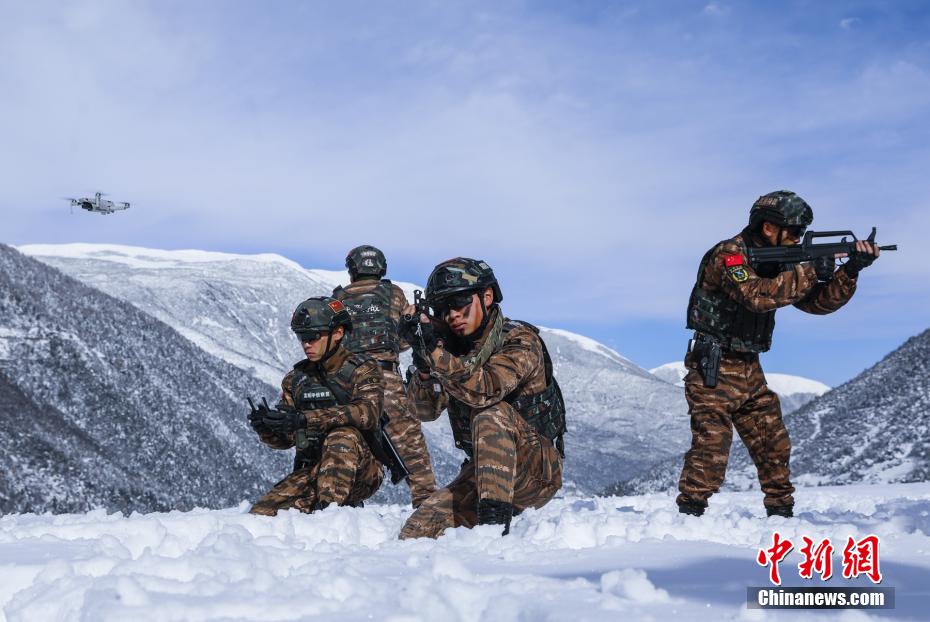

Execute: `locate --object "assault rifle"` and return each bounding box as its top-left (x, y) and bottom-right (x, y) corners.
top-left (401, 289), bottom-right (448, 366)
top-left (403, 290), bottom-right (448, 329)
top-left (248, 397), bottom-right (322, 470)
top-left (746, 227), bottom-right (897, 267)
top-left (249, 397), bottom-right (407, 482)
top-left (377, 413), bottom-right (410, 484)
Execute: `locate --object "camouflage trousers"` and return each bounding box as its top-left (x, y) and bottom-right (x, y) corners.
top-left (677, 352), bottom-right (795, 510)
top-left (249, 426), bottom-right (384, 516)
top-left (382, 369), bottom-right (437, 507)
top-left (398, 402), bottom-right (562, 539)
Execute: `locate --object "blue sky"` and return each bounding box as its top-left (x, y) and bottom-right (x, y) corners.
top-left (1, 1), bottom-right (928, 386)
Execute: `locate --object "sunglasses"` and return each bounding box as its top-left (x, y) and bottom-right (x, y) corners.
top-left (433, 292), bottom-right (476, 315)
top-left (295, 330), bottom-right (326, 343)
top-left (784, 225), bottom-right (807, 239)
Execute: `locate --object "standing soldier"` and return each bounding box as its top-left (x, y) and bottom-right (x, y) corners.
top-left (248, 297), bottom-right (385, 515)
top-left (398, 258), bottom-right (565, 539)
top-left (332, 245), bottom-right (437, 508)
top-left (678, 190), bottom-right (881, 518)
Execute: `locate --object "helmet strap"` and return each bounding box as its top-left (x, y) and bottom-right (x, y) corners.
top-left (318, 331), bottom-right (338, 364)
top-left (476, 297), bottom-right (493, 335)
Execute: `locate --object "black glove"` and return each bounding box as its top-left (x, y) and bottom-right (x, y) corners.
top-left (263, 409), bottom-right (306, 435)
top-left (399, 314), bottom-right (420, 346)
top-left (844, 251), bottom-right (876, 276)
top-left (813, 256), bottom-right (836, 282)
top-left (248, 400), bottom-right (271, 434)
top-left (418, 321), bottom-right (441, 352)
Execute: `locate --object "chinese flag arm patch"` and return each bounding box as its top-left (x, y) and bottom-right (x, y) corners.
top-left (328, 300), bottom-right (346, 313)
top-left (724, 254), bottom-right (745, 267)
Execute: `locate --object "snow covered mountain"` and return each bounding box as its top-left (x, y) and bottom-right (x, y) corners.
top-left (20, 244), bottom-right (691, 498)
top-left (3, 482), bottom-right (928, 620)
top-left (759, 327), bottom-right (930, 487)
top-left (0, 244), bottom-right (287, 514)
top-left (617, 330), bottom-right (930, 496)
top-left (650, 361), bottom-right (830, 414)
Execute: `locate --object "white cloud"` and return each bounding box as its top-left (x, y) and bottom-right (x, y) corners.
top-left (840, 17), bottom-right (861, 30)
top-left (0, 1), bottom-right (926, 331)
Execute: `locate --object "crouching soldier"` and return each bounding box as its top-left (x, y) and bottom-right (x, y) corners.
top-left (333, 245), bottom-right (438, 507)
top-left (398, 258), bottom-right (565, 539)
top-left (249, 296), bottom-right (385, 515)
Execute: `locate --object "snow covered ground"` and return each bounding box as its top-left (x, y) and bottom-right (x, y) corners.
top-left (2, 483), bottom-right (928, 621)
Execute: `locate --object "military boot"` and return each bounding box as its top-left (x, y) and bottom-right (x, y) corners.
top-left (477, 498), bottom-right (513, 536)
top-left (677, 498), bottom-right (706, 517)
top-left (766, 505), bottom-right (794, 518)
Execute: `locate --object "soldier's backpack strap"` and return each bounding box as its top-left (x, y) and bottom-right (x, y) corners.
top-left (502, 320), bottom-right (567, 458)
top-left (321, 353), bottom-right (363, 405)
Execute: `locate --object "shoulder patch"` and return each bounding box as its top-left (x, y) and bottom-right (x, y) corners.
top-left (724, 254), bottom-right (744, 267)
top-left (359, 374), bottom-right (381, 386)
top-left (727, 265), bottom-right (750, 283)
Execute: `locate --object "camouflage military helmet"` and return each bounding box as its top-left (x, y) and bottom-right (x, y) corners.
top-left (425, 257), bottom-right (503, 304)
top-left (748, 190), bottom-right (814, 231)
top-left (290, 296), bottom-right (353, 339)
top-left (345, 245), bottom-right (387, 279)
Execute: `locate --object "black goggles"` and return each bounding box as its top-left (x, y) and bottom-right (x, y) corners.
top-left (432, 292), bottom-right (476, 315)
top-left (295, 329), bottom-right (325, 342)
top-left (783, 225), bottom-right (807, 239)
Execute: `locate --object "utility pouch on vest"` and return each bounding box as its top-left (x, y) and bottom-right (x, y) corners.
top-left (688, 335), bottom-right (721, 388)
top-left (293, 430), bottom-right (323, 470)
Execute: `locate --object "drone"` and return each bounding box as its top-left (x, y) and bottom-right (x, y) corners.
top-left (64, 192), bottom-right (130, 215)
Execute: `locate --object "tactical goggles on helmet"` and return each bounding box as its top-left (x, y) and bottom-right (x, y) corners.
top-left (295, 329), bottom-right (326, 343)
top-left (432, 291), bottom-right (477, 316)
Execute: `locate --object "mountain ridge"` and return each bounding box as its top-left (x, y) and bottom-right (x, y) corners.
top-left (20, 242), bottom-right (693, 499)
top-left (0, 244), bottom-right (288, 514)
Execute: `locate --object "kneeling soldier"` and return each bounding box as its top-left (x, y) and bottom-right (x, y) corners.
top-left (398, 258), bottom-right (565, 539)
top-left (249, 296), bottom-right (385, 515)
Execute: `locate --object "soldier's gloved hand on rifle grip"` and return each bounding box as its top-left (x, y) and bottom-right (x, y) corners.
top-left (248, 405), bottom-right (270, 434)
top-left (263, 408), bottom-right (306, 435)
top-left (417, 321), bottom-right (441, 353)
top-left (248, 398), bottom-right (275, 434)
top-left (398, 314), bottom-right (420, 347)
top-left (813, 256), bottom-right (836, 282)
top-left (411, 348), bottom-right (431, 372)
top-left (844, 250), bottom-right (876, 276)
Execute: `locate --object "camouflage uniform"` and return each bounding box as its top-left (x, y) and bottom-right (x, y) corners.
top-left (399, 307), bottom-right (563, 539)
top-left (677, 231), bottom-right (858, 512)
top-left (333, 278), bottom-right (438, 507)
top-left (250, 346), bottom-right (385, 515)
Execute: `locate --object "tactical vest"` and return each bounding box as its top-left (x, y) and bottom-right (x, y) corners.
top-left (288, 353), bottom-right (392, 471)
top-left (332, 280), bottom-right (400, 355)
top-left (447, 318), bottom-right (567, 458)
top-left (686, 236), bottom-right (776, 353)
